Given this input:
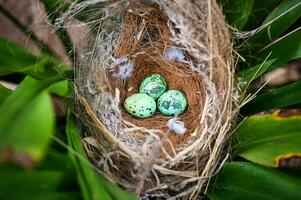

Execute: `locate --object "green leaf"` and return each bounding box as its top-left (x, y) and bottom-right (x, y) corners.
top-left (220, 0), bottom-right (254, 31)
top-left (0, 91), bottom-right (54, 166)
top-left (232, 110), bottom-right (301, 167)
top-left (5, 191), bottom-right (82, 200)
top-left (0, 76), bottom-right (61, 132)
top-left (0, 37), bottom-right (37, 74)
top-left (0, 37), bottom-right (68, 79)
top-left (238, 59), bottom-right (276, 84)
top-left (0, 76), bottom-right (61, 166)
top-left (207, 162), bottom-right (301, 200)
top-left (255, 26), bottom-right (301, 70)
top-left (49, 80), bottom-right (68, 97)
top-left (244, 0), bottom-right (301, 50)
top-left (38, 151), bottom-right (75, 172)
top-left (0, 166), bottom-right (81, 200)
top-left (242, 80), bottom-right (301, 115)
top-left (37, 151), bottom-right (79, 190)
top-left (0, 167), bottom-right (71, 193)
top-left (66, 114), bottom-right (137, 200)
top-left (263, 0), bottom-right (301, 28)
top-left (0, 83), bottom-right (12, 104)
top-left (243, 0), bottom-right (282, 30)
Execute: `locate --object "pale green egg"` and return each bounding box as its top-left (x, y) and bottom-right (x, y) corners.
top-left (157, 90), bottom-right (187, 116)
top-left (139, 74), bottom-right (167, 100)
top-left (124, 93), bottom-right (156, 118)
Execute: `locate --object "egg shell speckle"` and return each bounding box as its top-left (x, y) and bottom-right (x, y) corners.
top-left (157, 90), bottom-right (187, 116)
top-left (124, 93), bottom-right (156, 118)
top-left (139, 74), bottom-right (167, 100)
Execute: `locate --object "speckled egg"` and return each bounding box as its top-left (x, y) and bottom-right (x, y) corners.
top-left (157, 90), bottom-right (187, 116)
top-left (139, 74), bottom-right (167, 100)
top-left (124, 93), bottom-right (156, 118)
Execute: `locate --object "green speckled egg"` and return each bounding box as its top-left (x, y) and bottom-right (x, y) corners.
top-left (124, 93), bottom-right (156, 118)
top-left (158, 90), bottom-right (187, 116)
top-left (139, 74), bottom-right (167, 100)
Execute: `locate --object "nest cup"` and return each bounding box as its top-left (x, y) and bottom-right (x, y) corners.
top-left (74, 0), bottom-right (233, 199)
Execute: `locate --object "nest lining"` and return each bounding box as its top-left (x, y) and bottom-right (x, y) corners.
top-left (72, 0), bottom-right (234, 199)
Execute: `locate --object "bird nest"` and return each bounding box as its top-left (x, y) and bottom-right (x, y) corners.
top-left (71, 0), bottom-right (234, 199)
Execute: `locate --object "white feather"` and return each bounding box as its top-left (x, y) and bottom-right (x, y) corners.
top-left (109, 57), bottom-right (134, 80)
top-left (167, 118), bottom-right (187, 135)
top-left (165, 47), bottom-right (185, 62)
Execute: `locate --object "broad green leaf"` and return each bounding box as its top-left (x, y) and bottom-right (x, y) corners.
top-left (244, 0), bottom-right (301, 50)
top-left (238, 59), bottom-right (276, 84)
top-left (38, 151), bottom-right (75, 172)
top-left (66, 114), bottom-right (137, 200)
top-left (5, 191), bottom-right (81, 200)
top-left (0, 166), bottom-right (80, 200)
top-left (49, 80), bottom-right (68, 97)
top-left (243, 0), bottom-right (281, 30)
top-left (0, 37), bottom-right (36, 67)
top-left (0, 37), bottom-right (67, 79)
top-left (207, 162), bottom-right (301, 200)
top-left (0, 167), bottom-right (72, 192)
top-left (263, 0), bottom-right (301, 28)
top-left (0, 76), bottom-right (61, 166)
top-left (0, 91), bottom-right (54, 166)
top-left (0, 76), bottom-right (61, 133)
top-left (0, 83), bottom-right (12, 104)
top-left (219, 0), bottom-right (254, 31)
top-left (37, 151), bottom-right (79, 191)
top-left (233, 110), bottom-right (301, 167)
top-left (37, 151), bottom-right (79, 189)
top-left (255, 26), bottom-right (301, 70)
top-left (242, 80), bottom-right (301, 115)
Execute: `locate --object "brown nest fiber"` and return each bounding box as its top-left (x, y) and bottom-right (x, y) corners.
top-left (71, 0), bottom-right (234, 199)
